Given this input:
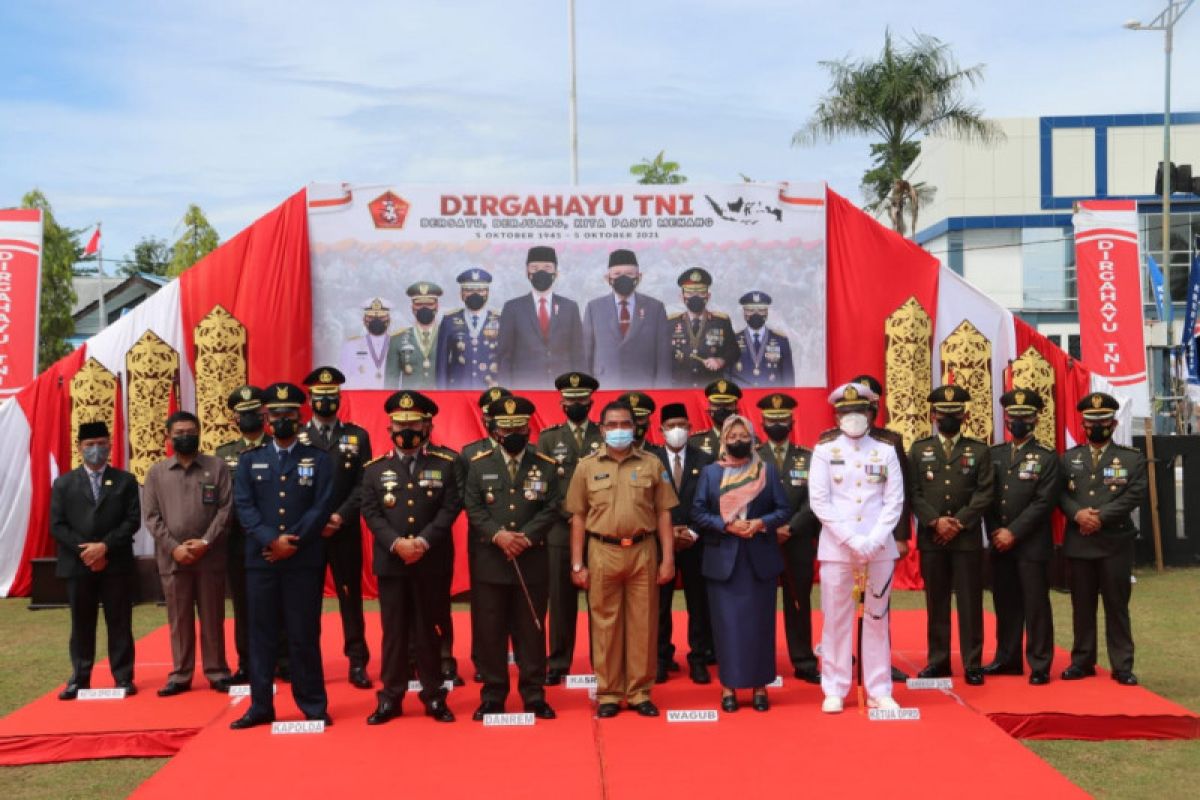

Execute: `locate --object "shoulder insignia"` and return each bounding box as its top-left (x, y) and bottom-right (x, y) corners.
top-left (535, 451), bottom-right (558, 465)
top-left (710, 310), bottom-right (729, 318)
top-left (579, 449), bottom-right (601, 461)
top-left (470, 448), bottom-right (495, 462)
top-left (428, 448), bottom-right (457, 461)
top-left (543, 422), bottom-right (566, 432)
top-left (767, 327), bottom-right (788, 339)
top-left (817, 427), bottom-right (840, 444)
top-left (365, 454), bottom-right (388, 467)
top-left (247, 442), bottom-right (268, 452)
top-left (867, 430), bottom-right (895, 445)
top-left (668, 311), bottom-right (684, 320)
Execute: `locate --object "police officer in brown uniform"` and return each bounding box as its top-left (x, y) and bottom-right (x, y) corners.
top-left (689, 380), bottom-right (742, 458)
top-left (360, 390), bottom-right (458, 724)
top-left (1059, 392), bottom-right (1147, 686)
top-left (984, 389), bottom-right (1061, 685)
top-left (909, 384), bottom-right (994, 685)
top-left (566, 400), bottom-right (677, 718)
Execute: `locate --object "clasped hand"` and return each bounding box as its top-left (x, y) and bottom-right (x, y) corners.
top-left (726, 519), bottom-right (763, 538)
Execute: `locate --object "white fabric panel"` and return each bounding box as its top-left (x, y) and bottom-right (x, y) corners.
top-left (0, 400), bottom-right (33, 596)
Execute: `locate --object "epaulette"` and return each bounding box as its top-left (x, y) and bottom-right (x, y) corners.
top-left (868, 429), bottom-right (898, 445)
top-left (428, 448), bottom-right (458, 461)
top-left (817, 427), bottom-right (840, 444)
top-left (541, 422), bottom-right (566, 433)
top-left (579, 449), bottom-right (602, 460)
top-left (667, 311), bottom-right (684, 320)
top-left (365, 454), bottom-right (388, 467)
top-left (709, 310), bottom-right (729, 318)
top-left (767, 327), bottom-right (788, 339)
top-left (535, 451), bottom-right (558, 465)
top-left (246, 441), bottom-right (269, 452)
top-left (470, 448), bottom-right (494, 461)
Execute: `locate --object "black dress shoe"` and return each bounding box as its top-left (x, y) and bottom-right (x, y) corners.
top-left (366, 699), bottom-right (400, 725)
top-left (306, 713), bottom-right (333, 726)
top-left (210, 677), bottom-right (234, 693)
top-left (472, 701), bottom-right (505, 721)
top-left (544, 669), bottom-right (564, 686)
top-left (964, 670), bottom-right (985, 686)
top-left (1112, 671), bottom-right (1138, 686)
top-left (116, 680), bottom-right (138, 696)
top-left (917, 666), bottom-right (951, 679)
top-left (1028, 671), bottom-right (1050, 686)
top-left (655, 663), bottom-right (668, 684)
top-left (58, 679), bottom-right (88, 701)
top-left (229, 668), bottom-right (249, 684)
top-left (752, 691), bottom-right (769, 712)
top-left (525, 701), bottom-right (557, 720)
top-left (1061, 665), bottom-right (1096, 681)
top-left (276, 665), bottom-right (291, 683)
top-left (425, 699), bottom-right (455, 723)
top-left (891, 666), bottom-right (909, 682)
top-left (441, 668), bottom-right (465, 688)
top-left (230, 711), bottom-right (275, 730)
top-left (982, 661), bottom-right (1023, 676)
top-left (596, 703), bottom-right (620, 718)
top-left (632, 701), bottom-right (659, 717)
top-left (721, 694), bottom-right (739, 713)
top-left (690, 662), bottom-right (712, 684)
top-left (349, 666), bottom-right (373, 690)
top-left (793, 666), bottom-right (821, 684)
top-left (157, 682), bottom-right (190, 697)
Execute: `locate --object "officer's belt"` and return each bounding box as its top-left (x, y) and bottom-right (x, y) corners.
top-left (588, 531), bottom-right (651, 547)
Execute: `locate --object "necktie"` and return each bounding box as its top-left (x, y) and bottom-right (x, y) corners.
top-left (672, 453), bottom-right (682, 489)
top-left (401, 454), bottom-right (414, 477)
top-left (321, 425), bottom-right (331, 445)
top-left (1091, 448), bottom-right (1101, 468)
top-left (89, 470), bottom-right (102, 504)
top-left (753, 332), bottom-right (762, 349)
top-left (573, 426), bottom-right (584, 451)
top-left (508, 457), bottom-right (519, 483)
top-left (538, 298), bottom-right (550, 339)
top-left (942, 438), bottom-right (954, 460)
top-left (278, 447), bottom-right (290, 473)
top-left (774, 445), bottom-right (786, 471)
top-left (471, 314), bottom-right (479, 333)
top-left (619, 300), bottom-right (630, 338)
top-left (690, 318), bottom-right (701, 337)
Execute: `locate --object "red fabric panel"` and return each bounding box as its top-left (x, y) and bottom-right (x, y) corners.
top-left (179, 189), bottom-right (312, 387)
top-left (987, 712), bottom-right (1200, 741)
top-left (0, 729), bottom-right (196, 766)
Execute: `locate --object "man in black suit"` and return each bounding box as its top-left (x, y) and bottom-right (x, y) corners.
top-left (651, 403), bottom-right (715, 684)
top-left (50, 421), bottom-right (141, 700)
top-left (496, 247), bottom-right (585, 389)
top-left (581, 249), bottom-right (673, 388)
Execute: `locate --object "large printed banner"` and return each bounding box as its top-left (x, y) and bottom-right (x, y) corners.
top-left (308, 182), bottom-right (826, 392)
top-left (0, 209), bottom-right (44, 398)
top-left (1073, 200), bottom-right (1150, 416)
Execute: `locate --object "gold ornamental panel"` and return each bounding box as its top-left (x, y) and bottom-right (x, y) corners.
top-left (126, 330), bottom-right (180, 483)
top-left (940, 319), bottom-right (993, 442)
top-left (883, 296), bottom-right (933, 451)
top-left (69, 358), bottom-right (118, 470)
top-left (193, 305), bottom-right (248, 454)
top-left (1010, 346), bottom-right (1057, 450)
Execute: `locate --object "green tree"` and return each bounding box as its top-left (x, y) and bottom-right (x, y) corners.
top-left (793, 30), bottom-right (1002, 236)
top-left (20, 190), bottom-right (80, 370)
top-left (121, 236), bottom-right (173, 277)
top-left (167, 204), bottom-right (220, 277)
top-left (630, 151), bottom-right (687, 185)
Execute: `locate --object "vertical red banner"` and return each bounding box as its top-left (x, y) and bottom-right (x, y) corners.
top-left (1073, 200), bottom-right (1149, 416)
top-left (0, 209), bottom-right (44, 398)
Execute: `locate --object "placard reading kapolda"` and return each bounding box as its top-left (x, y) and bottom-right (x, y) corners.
top-left (308, 182), bottom-right (826, 392)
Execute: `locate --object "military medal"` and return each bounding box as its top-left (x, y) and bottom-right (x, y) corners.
top-left (383, 493), bottom-right (396, 508)
top-left (485, 491), bottom-right (495, 504)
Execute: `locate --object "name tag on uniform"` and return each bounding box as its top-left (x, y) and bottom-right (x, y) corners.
top-left (202, 483), bottom-right (217, 505)
top-left (252, 463), bottom-right (270, 469)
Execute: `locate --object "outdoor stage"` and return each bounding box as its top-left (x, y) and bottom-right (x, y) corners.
top-left (1, 609), bottom-right (1195, 797)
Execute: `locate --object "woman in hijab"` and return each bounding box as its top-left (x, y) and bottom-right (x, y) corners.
top-left (692, 414), bottom-right (790, 712)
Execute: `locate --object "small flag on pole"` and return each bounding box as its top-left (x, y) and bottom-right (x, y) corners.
top-left (84, 225), bottom-right (101, 256)
top-left (1147, 254), bottom-right (1170, 325)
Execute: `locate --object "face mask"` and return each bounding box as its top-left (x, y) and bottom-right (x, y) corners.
top-left (414, 307), bottom-right (437, 325)
top-left (501, 431), bottom-right (529, 455)
top-left (464, 293), bottom-right (487, 311)
top-left (312, 399), bottom-right (339, 418)
top-left (366, 318), bottom-right (388, 336)
top-left (746, 313), bottom-right (767, 330)
top-left (838, 413), bottom-right (870, 438)
top-left (564, 402), bottom-right (592, 423)
top-left (1086, 425), bottom-right (1113, 445)
top-left (1007, 418), bottom-right (1034, 440)
top-left (763, 422), bottom-right (791, 443)
top-left (605, 428), bottom-right (635, 450)
top-left (271, 417), bottom-right (298, 440)
top-left (393, 428), bottom-right (425, 450)
top-left (664, 427), bottom-right (690, 449)
top-left (685, 296), bottom-right (707, 314)
top-left (82, 444), bottom-right (111, 467)
top-left (172, 434), bottom-right (200, 456)
top-left (709, 407), bottom-right (733, 428)
top-left (529, 271), bottom-right (556, 292)
top-left (725, 440), bottom-right (753, 459)
top-left (611, 275), bottom-right (638, 297)
top-left (936, 415), bottom-right (963, 437)
top-left (237, 412), bottom-right (265, 434)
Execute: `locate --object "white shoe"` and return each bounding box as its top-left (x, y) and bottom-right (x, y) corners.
top-left (821, 696), bottom-right (843, 714)
top-left (868, 695), bottom-right (900, 711)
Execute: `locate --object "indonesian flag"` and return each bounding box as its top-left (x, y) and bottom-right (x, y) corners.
top-left (84, 226), bottom-right (101, 256)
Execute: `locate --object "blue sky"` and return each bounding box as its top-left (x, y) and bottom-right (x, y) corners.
top-left (1, 1), bottom-right (1196, 262)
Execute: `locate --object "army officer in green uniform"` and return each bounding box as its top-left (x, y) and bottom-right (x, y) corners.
top-left (386, 282), bottom-right (442, 389)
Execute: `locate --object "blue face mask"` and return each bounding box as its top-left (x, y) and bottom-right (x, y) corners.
top-left (604, 429), bottom-right (635, 450)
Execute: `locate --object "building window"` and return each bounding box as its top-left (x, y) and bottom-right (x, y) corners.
top-left (1142, 212), bottom-right (1196, 304)
top-left (947, 230), bottom-right (964, 276)
top-left (1022, 227), bottom-right (1074, 310)
top-left (1067, 334), bottom-right (1081, 360)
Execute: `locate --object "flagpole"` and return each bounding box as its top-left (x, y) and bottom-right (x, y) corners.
top-left (95, 223), bottom-right (107, 331)
top-left (567, 0), bottom-right (579, 186)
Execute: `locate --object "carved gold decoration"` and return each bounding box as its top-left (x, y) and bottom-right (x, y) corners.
top-left (884, 297), bottom-right (933, 450)
top-left (69, 359), bottom-right (118, 470)
top-left (194, 305), bottom-right (247, 454)
top-left (1010, 346), bottom-right (1057, 449)
top-left (126, 330), bottom-right (180, 484)
top-left (940, 320), bottom-right (993, 442)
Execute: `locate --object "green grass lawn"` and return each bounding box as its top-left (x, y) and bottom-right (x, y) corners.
top-left (2, 572), bottom-right (1197, 799)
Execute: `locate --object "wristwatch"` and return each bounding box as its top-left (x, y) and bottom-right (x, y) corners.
top-left (571, 563), bottom-right (584, 573)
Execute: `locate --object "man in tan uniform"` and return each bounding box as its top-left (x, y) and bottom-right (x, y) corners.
top-left (566, 400), bottom-right (676, 718)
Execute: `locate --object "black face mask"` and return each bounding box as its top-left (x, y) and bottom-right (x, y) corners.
top-left (709, 407), bottom-right (733, 428)
top-left (237, 412), bottom-right (265, 434)
top-left (611, 275), bottom-right (638, 297)
top-left (634, 422), bottom-right (649, 442)
top-left (726, 440), bottom-right (753, 459)
top-left (529, 271), bottom-right (556, 292)
top-left (271, 417), bottom-right (298, 440)
top-left (393, 428), bottom-right (425, 450)
top-left (1086, 425), bottom-right (1113, 445)
top-left (564, 402), bottom-right (592, 423)
top-left (936, 416), bottom-right (963, 437)
top-left (312, 399), bottom-right (339, 418)
top-left (685, 296), bottom-right (707, 314)
top-left (366, 318), bottom-right (389, 336)
top-left (746, 313), bottom-right (767, 331)
top-left (763, 422), bottom-right (791, 443)
top-left (1007, 418), bottom-right (1034, 440)
top-left (501, 431), bottom-right (529, 455)
top-left (414, 307), bottom-right (437, 325)
top-left (172, 434), bottom-right (200, 456)
top-left (464, 293), bottom-right (487, 311)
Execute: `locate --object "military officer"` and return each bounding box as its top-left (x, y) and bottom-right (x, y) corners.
top-left (757, 392), bottom-right (820, 684)
top-left (732, 292), bottom-right (794, 387)
top-left (908, 384), bottom-right (994, 686)
top-left (386, 282), bottom-right (443, 389)
top-left (436, 269), bottom-right (501, 390)
top-left (230, 383), bottom-right (334, 729)
top-left (341, 297), bottom-right (394, 389)
top-left (298, 366), bottom-right (373, 689)
top-left (360, 390), bottom-right (459, 724)
top-left (617, 390), bottom-right (656, 448)
top-left (668, 268), bottom-right (740, 388)
top-left (984, 389), bottom-right (1060, 685)
top-left (689, 379), bottom-right (742, 458)
top-left (1059, 392), bottom-right (1147, 686)
top-left (538, 373), bottom-right (603, 685)
top-left (215, 385), bottom-right (271, 683)
top-left (464, 396), bottom-right (562, 720)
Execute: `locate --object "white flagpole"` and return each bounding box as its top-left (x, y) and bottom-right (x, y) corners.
top-left (568, 0), bottom-right (579, 186)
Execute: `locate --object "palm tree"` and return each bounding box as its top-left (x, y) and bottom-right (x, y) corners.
top-left (793, 30), bottom-right (1002, 236)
